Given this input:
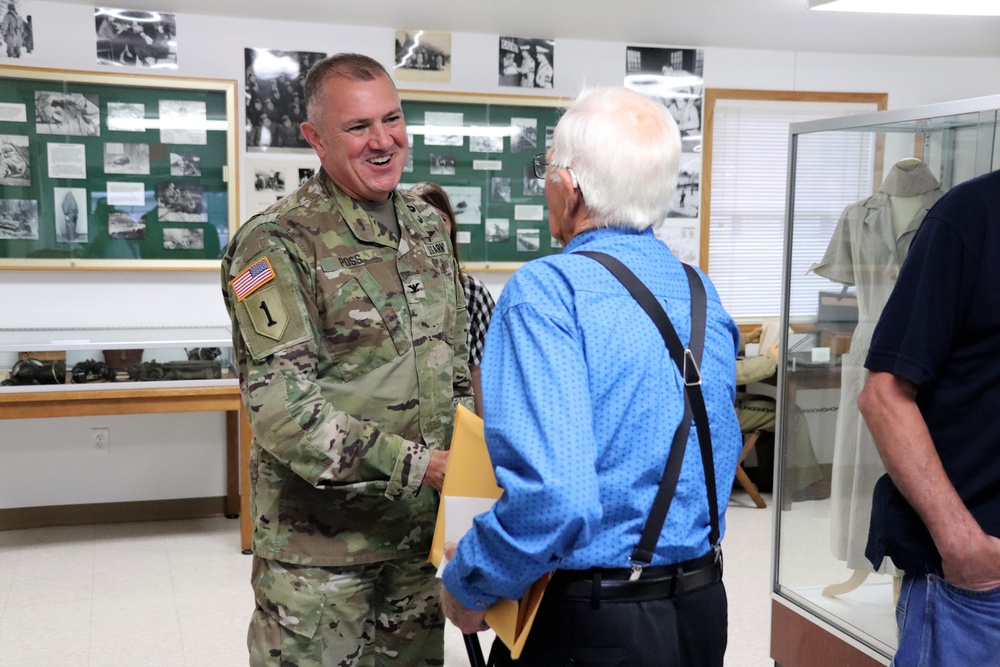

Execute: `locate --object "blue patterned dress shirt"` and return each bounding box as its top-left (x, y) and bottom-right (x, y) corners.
top-left (443, 227), bottom-right (742, 610)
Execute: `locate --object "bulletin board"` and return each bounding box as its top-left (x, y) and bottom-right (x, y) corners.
top-left (399, 90), bottom-right (566, 270)
top-left (0, 65), bottom-right (238, 270)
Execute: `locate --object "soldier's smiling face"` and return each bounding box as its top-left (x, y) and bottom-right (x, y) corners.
top-left (301, 74), bottom-right (408, 203)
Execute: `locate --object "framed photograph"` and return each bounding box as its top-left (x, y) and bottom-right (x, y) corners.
top-left (0, 64), bottom-right (238, 270)
top-left (95, 8), bottom-right (177, 69)
top-left (400, 90), bottom-right (564, 270)
top-left (103, 142), bottom-right (150, 175)
top-left (394, 30), bottom-right (451, 84)
top-left (0, 134), bottom-right (30, 185)
top-left (245, 48), bottom-right (324, 151)
top-left (52, 187), bottom-right (88, 243)
top-left (498, 37), bottom-right (554, 89)
top-left (0, 1), bottom-right (34, 61)
top-left (625, 46), bottom-right (705, 219)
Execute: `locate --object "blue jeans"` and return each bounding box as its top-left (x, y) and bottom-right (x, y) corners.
top-left (892, 569), bottom-right (1000, 666)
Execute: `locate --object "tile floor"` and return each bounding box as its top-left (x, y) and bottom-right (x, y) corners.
top-left (0, 494), bottom-right (774, 666)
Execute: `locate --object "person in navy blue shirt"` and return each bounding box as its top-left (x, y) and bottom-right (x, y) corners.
top-left (859, 169), bottom-right (1000, 666)
top-left (440, 86), bottom-right (742, 667)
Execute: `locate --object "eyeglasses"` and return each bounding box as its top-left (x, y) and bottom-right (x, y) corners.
top-left (531, 154), bottom-right (578, 190)
top-left (531, 154), bottom-right (551, 180)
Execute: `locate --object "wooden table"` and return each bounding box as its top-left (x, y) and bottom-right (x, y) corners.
top-left (0, 384), bottom-right (253, 552)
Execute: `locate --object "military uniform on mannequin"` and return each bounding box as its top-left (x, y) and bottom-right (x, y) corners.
top-left (809, 158), bottom-right (943, 596)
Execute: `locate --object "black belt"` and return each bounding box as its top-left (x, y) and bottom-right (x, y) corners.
top-left (549, 553), bottom-right (722, 603)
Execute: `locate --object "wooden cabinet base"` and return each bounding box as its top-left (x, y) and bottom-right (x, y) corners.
top-left (771, 599), bottom-right (889, 667)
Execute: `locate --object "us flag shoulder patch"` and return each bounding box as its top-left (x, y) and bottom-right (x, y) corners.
top-left (231, 257), bottom-right (275, 302)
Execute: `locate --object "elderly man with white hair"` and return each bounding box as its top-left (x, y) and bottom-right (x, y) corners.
top-left (440, 86), bottom-right (742, 667)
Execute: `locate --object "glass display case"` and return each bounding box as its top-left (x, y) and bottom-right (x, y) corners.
top-left (771, 95), bottom-right (1000, 666)
top-left (0, 326), bottom-right (235, 391)
top-left (0, 326), bottom-right (246, 536)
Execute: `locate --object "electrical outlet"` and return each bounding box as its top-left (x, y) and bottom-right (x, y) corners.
top-left (92, 427), bottom-right (110, 453)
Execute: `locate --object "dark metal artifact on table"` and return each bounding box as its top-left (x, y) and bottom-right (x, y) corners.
top-left (1, 358), bottom-right (67, 386)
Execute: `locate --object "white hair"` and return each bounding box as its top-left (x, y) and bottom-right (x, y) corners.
top-left (551, 87), bottom-right (681, 231)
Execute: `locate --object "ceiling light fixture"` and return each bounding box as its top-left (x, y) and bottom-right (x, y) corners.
top-left (808, 0), bottom-right (1000, 15)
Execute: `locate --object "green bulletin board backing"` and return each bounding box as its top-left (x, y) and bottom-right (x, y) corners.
top-left (399, 90), bottom-right (566, 270)
top-left (0, 65), bottom-right (238, 270)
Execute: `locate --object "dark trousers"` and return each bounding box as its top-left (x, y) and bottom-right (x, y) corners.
top-left (489, 578), bottom-right (727, 667)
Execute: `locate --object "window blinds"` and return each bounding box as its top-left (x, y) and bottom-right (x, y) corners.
top-left (708, 98), bottom-right (878, 321)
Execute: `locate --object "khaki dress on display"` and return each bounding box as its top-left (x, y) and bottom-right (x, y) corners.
top-left (810, 161), bottom-right (942, 575)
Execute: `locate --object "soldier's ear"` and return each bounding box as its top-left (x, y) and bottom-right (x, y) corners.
top-left (300, 122), bottom-right (325, 157)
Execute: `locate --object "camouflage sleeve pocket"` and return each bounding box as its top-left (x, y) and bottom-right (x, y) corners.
top-left (251, 559), bottom-right (325, 639)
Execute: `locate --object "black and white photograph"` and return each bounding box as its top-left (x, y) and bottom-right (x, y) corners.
top-left (1, 0), bottom-right (33, 60)
top-left (108, 211), bottom-right (145, 239)
top-left (485, 218), bottom-right (509, 243)
top-left (470, 133), bottom-right (503, 153)
top-left (104, 142), bottom-right (150, 175)
top-left (429, 153), bottom-right (456, 176)
top-left (625, 46), bottom-right (704, 139)
top-left (159, 100), bottom-right (206, 145)
top-left (545, 126), bottom-right (555, 150)
top-left (523, 164), bottom-right (544, 197)
top-left (499, 36), bottom-right (554, 89)
top-left (0, 134), bottom-right (30, 186)
top-left (53, 187), bottom-right (88, 243)
top-left (423, 111), bottom-right (463, 146)
top-left (516, 228), bottom-right (541, 252)
top-left (510, 117), bottom-right (537, 154)
top-left (245, 48), bottom-right (324, 150)
top-left (669, 152), bottom-right (702, 218)
top-left (0, 198), bottom-right (37, 239)
top-left (254, 168), bottom-right (285, 192)
top-left (491, 177), bottom-right (511, 203)
top-left (163, 227), bottom-right (204, 250)
top-left (245, 157), bottom-right (317, 217)
top-left (95, 7), bottom-right (176, 69)
top-left (157, 181), bottom-right (206, 222)
top-left (442, 185), bottom-right (482, 225)
top-left (35, 91), bottom-right (100, 136)
top-left (106, 102), bottom-right (145, 132)
top-left (170, 152), bottom-right (201, 177)
top-left (394, 29), bottom-right (451, 84)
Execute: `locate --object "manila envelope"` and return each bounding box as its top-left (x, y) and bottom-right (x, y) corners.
top-left (430, 404), bottom-right (552, 659)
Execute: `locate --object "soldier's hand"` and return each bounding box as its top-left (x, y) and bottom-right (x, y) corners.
top-left (745, 327), bottom-right (763, 344)
top-left (422, 450), bottom-right (449, 492)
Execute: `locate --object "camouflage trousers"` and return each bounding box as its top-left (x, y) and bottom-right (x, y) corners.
top-left (248, 554), bottom-right (444, 667)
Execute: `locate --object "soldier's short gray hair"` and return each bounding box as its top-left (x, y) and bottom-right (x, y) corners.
top-left (304, 53), bottom-right (393, 126)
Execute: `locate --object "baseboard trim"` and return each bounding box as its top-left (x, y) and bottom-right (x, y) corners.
top-left (0, 496), bottom-right (228, 531)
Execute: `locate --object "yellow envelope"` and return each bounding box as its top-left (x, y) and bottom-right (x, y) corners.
top-left (431, 404), bottom-right (551, 659)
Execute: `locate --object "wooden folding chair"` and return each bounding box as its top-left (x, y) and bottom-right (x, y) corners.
top-left (735, 430), bottom-right (767, 508)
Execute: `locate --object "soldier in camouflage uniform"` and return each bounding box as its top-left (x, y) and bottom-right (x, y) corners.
top-left (221, 53), bottom-right (473, 667)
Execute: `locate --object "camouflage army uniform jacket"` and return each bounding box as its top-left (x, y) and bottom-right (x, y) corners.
top-left (222, 170), bottom-right (473, 566)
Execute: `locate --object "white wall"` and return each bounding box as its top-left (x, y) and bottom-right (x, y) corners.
top-left (3, 1), bottom-right (999, 509)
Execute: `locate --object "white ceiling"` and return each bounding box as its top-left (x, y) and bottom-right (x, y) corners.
top-left (66, 0), bottom-right (1000, 58)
